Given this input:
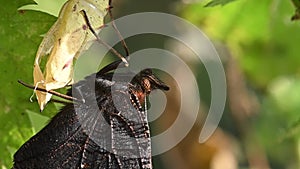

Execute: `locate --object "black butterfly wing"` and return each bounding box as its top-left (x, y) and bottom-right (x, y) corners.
top-left (108, 88), bottom-right (152, 169)
top-left (13, 73), bottom-right (152, 169)
top-left (13, 104), bottom-right (87, 169)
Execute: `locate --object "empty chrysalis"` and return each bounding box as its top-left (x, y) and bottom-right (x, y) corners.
top-left (33, 0), bottom-right (110, 111)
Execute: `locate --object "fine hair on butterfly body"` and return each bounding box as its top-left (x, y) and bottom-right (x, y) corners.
top-left (13, 1), bottom-right (169, 169)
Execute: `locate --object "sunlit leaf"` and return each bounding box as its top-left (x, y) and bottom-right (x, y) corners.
top-left (18, 0), bottom-right (67, 17)
top-left (32, 0), bottom-right (109, 110)
top-left (268, 77), bottom-right (300, 115)
top-left (0, 1), bottom-right (57, 167)
top-left (26, 110), bottom-right (49, 133)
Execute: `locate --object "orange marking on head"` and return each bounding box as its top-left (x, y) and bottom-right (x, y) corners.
top-left (132, 90), bottom-right (146, 105)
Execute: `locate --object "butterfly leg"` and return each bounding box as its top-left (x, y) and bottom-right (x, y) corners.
top-left (79, 10), bottom-right (129, 66)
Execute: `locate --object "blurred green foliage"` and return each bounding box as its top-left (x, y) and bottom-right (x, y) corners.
top-left (181, 0), bottom-right (300, 168)
top-left (1, 0), bottom-right (300, 168)
top-left (0, 0), bottom-right (58, 168)
top-left (182, 0), bottom-right (300, 88)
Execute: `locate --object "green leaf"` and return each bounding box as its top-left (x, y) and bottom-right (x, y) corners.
top-left (18, 0), bottom-right (67, 17)
top-left (0, 0), bottom-right (57, 167)
top-left (26, 110), bottom-right (49, 133)
top-left (205, 0), bottom-right (237, 7)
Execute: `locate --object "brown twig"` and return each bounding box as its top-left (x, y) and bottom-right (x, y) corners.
top-left (18, 80), bottom-right (81, 103)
